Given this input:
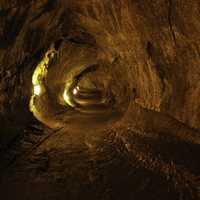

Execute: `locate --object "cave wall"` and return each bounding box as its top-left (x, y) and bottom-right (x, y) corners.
top-left (0, 0), bottom-right (200, 129)
top-left (0, 1), bottom-right (200, 200)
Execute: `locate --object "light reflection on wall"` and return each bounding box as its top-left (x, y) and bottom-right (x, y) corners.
top-left (29, 46), bottom-right (76, 128)
top-left (29, 47), bottom-right (56, 118)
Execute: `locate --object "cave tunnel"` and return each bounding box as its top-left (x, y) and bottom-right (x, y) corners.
top-left (0, 0), bottom-right (200, 199)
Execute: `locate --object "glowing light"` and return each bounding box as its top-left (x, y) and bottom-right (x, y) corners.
top-left (73, 88), bottom-right (78, 95)
top-left (29, 47), bottom-right (56, 115)
top-left (32, 49), bottom-right (55, 85)
top-left (33, 85), bottom-right (41, 96)
top-left (63, 89), bottom-right (74, 107)
top-left (63, 90), bottom-right (70, 101)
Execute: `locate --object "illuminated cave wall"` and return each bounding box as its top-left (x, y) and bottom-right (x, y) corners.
top-left (0, 0), bottom-right (200, 129)
top-left (0, 0), bottom-right (200, 200)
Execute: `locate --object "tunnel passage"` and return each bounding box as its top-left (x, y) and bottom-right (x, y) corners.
top-left (0, 0), bottom-right (200, 200)
top-left (29, 41), bottom-right (131, 129)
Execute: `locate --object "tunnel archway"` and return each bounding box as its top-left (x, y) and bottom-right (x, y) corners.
top-left (0, 0), bottom-right (200, 200)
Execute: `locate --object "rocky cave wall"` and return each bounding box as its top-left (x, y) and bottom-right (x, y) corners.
top-left (0, 0), bottom-right (200, 129)
top-left (0, 0), bottom-right (200, 200)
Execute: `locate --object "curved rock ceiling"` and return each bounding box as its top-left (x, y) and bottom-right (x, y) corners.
top-left (0, 0), bottom-right (200, 199)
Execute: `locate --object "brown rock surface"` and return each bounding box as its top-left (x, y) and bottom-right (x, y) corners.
top-left (0, 0), bottom-right (200, 199)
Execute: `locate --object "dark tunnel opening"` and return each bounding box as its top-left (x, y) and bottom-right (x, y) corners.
top-left (0, 0), bottom-right (200, 200)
